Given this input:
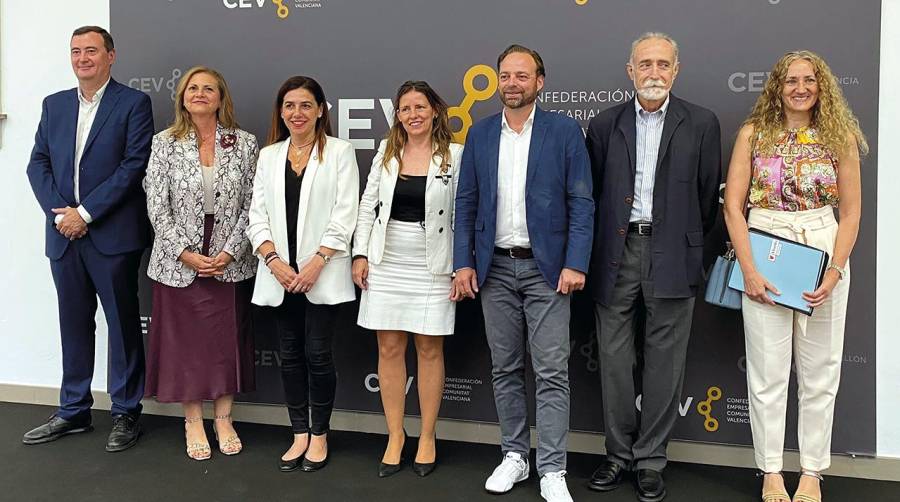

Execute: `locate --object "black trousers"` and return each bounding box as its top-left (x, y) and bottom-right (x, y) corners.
top-left (273, 292), bottom-right (339, 435)
top-left (595, 233), bottom-right (695, 472)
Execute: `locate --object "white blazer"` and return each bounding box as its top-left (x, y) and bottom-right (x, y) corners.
top-left (352, 140), bottom-right (463, 275)
top-left (247, 136), bottom-right (359, 306)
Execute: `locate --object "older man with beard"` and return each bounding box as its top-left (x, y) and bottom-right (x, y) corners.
top-left (453, 44), bottom-right (593, 502)
top-left (584, 33), bottom-right (721, 501)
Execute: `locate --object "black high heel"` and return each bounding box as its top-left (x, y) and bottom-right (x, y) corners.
top-left (412, 433), bottom-right (437, 477)
top-left (378, 429), bottom-right (407, 478)
top-left (412, 460), bottom-right (436, 477)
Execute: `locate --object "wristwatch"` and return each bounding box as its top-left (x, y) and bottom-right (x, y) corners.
top-left (827, 263), bottom-right (846, 280)
top-left (315, 251), bottom-right (331, 264)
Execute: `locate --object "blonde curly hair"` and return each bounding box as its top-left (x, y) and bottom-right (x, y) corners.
top-left (744, 50), bottom-right (868, 158)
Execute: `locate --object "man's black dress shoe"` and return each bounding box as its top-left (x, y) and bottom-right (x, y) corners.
top-left (106, 415), bottom-right (141, 452)
top-left (22, 415), bottom-right (93, 445)
top-left (588, 460), bottom-right (625, 491)
top-left (635, 469), bottom-right (667, 502)
top-left (412, 460), bottom-right (436, 477)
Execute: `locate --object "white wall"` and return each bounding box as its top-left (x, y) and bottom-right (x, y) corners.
top-left (1, 0), bottom-right (898, 458)
top-left (0, 1), bottom-right (112, 389)
top-left (876, 0), bottom-right (900, 458)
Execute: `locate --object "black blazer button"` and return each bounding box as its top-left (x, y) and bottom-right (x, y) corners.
top-left (618, 228), bottom-right (626, 236)
top-left (439, 209), bottom-right (444, 215)
top-left (379, 201), bottom-right (383, 207)
top-left (439, 227), bottom-right (444, 233)
top-left (625, 196), bottom-right (632, 204)
top-left (216, 191), bottom-right (221, 197)
top-left (610, 260), bottom-right (618, 266)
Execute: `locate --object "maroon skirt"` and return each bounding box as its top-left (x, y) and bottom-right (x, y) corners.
top-left (144, 215), bottom-right (255, 402)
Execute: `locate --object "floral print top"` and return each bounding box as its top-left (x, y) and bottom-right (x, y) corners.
top-left (750, 127), bottom-right (839, 211)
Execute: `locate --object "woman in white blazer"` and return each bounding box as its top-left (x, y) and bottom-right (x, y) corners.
top-left (351, 81), bottom-right (462, 478)
top-left (246, 76), bottom-right (358, 473)
top-left (143, 66), bottom-right (258, 461)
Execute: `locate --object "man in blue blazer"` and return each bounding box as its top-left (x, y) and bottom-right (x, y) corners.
top-left (453, 45), bottom-right (593, 502)
top-left (24, 26), bottom-right (154, 452)
top-left (585, 33), bottom-right (721, 502)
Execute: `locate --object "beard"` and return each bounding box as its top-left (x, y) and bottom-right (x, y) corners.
top-left (635, 78), bottom-right (669, 101)
top-left (499, 84), bottom-right (538, 109)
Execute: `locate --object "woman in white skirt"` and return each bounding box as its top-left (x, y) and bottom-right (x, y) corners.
top-left (352, 81), bottom-right (462, 478)
top-left (724, 50), bottom-right (866, 502)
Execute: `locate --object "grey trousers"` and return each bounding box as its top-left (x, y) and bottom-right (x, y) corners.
top-left (596, 233), bottom-right (694, 472)
top-left (480, 254), bottom-right (571, 475)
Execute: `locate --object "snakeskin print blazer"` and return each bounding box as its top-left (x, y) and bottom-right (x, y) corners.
top-left (144, 125), bottom-right (259, 287)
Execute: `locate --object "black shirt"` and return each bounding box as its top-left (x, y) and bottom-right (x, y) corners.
top-left (390, 175), bottom-right (426, 222)
top-left (284, 158), bottom-right (305, 269)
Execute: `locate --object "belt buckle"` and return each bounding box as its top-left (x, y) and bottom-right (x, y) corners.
top-left (508, 248), bottom-right (520, 258)
top-left (637, 223), bottom-right (651, 235)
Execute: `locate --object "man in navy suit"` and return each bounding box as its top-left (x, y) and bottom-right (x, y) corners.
top-left (24, 26), bottom-right (154, 452)
top-left (452, 45), bottom-right (593, 502)
top-left (585, 33), bottom-right (721, 501)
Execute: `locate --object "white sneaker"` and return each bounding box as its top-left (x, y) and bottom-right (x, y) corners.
top-left (540, 471), bottom-right (574, 502)
top-left (484, 452), bottom-right (529, 493)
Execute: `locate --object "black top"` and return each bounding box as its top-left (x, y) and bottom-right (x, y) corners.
top-left (285, 158), bottom-right (305, 269)
top-left (391, 175), bottom-right (426, 222)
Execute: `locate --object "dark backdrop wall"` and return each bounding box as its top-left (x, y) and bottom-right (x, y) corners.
top-left (112, 0), bottom-right (879, 455)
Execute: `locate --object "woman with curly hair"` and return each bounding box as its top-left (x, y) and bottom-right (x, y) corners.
top-left (723, 50), bottom-right (867, 502)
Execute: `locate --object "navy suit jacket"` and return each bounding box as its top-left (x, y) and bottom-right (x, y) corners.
top-left (26, 78), bottom-right (154, 260)
top-left (453, 106), bottom-right (594, 288)
top-left (586, 95), bottom-right (721, 306)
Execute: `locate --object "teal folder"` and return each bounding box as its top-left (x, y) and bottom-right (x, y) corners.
top-left (728, 228), bottom-right (829, 316)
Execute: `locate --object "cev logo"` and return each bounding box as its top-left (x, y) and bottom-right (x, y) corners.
top-left (222, 0), bottom-right (289, 19)
top-left (127, 68), bottom-right (183, 101)
top-left (448, 65), bottom-right (498, 143)
top-left (728, 72), bottom-right (769, 92)
top-left (696, 386), bottom-right (723, 432)
top-left (338, 63), bottom-right (499, 150)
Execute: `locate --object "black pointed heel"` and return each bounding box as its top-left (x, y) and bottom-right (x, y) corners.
top-left (379, 460), bottom-right (403, 478)
top-left (378, 429), bottom-right (407, 478)
top-left (412, 460), bottom-right (436, 477)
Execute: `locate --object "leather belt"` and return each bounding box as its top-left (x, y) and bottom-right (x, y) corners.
top-left (494, 246), bottom-right (534, 259)
top-left (628, 222), bottom-right (653, 236)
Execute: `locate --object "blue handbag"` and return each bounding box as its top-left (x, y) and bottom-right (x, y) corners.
top-left (704, 246), bottom-right (742, 310)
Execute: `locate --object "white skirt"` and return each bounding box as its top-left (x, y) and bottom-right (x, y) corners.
top-left (358, 219), bottom-right (455, 335)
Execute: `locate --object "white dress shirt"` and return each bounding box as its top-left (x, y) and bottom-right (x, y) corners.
top-left (495, 105), bottom-right (535, 248)
top-left (631, 95), bottom-right (669, 223)
top-left (55, 78), bottom-right (109, 225)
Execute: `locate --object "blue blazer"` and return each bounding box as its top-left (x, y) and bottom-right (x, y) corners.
top-left (26, 78), bottom-right (155, 259)
top-left (453, 106), bottom-right (594, 288)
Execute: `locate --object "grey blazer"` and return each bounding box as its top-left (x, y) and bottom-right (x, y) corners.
top-left (144, 125), bottom-right (259, 287)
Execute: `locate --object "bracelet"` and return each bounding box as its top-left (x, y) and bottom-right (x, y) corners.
top-left (263, 251), bottom-right (278, 261)
top-left (827, 263), bottom-right (846, 280)
top-left (265, 254), bottom-right (279, 266)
